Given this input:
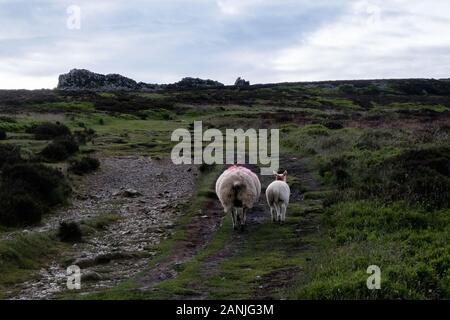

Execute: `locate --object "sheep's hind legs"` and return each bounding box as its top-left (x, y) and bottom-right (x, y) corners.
top-left (230, 209), bottom-right (238, 230)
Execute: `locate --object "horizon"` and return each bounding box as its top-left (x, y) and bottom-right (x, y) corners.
top-left (2, 69), bottom-right (450, 92)
top-left (1, 0), bottom-right (450, 89)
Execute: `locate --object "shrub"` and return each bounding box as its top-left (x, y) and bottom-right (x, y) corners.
top-left (54, 136), bottom-right (79, 154)
top-left (41, 142), bottom-right (69, 162)
top-left (373, 147), bottom-right (450, 209)
top-left (319, 156), bottom-right (352, 188)
top-left (323, 146), bottom-right (450, 209)
top-left (26, 122), bottom-right (71, 140)
top-left (57, 221), bottom-right (82, 243)
top-left (0, 144), bottom-right (22, 169)
top-left (354, 131), bottom-right (394, 151)
top-left (0, 129), bottom-right (6, 140)
top-left (41, 136), bottom-right (79, 162)
top-left (69, 157), bottom-right (100, 175)
top-left (73, 128), bottom-right (96, 145)
top-left (322, 121), bottom-right (343, 130)
top-left (0, 191), bottom-right (44, 227)
top-left (1, 163), bottom-right (71, 207)
top-left (0, 116), bottom-right (16, 123)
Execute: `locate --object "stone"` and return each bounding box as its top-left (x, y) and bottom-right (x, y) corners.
top-left (57, 69), bottom-right (224, 91)
top-left (234, 77), bottom-right (250, 88)
top-left (167, 77), bottom-right (224, 89)
top-left (57, 69), bottom-right (162, 91)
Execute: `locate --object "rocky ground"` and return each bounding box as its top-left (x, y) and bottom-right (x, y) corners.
top-left (6, 156), bottom-right (196, 300)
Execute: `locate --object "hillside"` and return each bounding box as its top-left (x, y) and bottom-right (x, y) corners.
top-left (0, 77), bottom-right (449, 299)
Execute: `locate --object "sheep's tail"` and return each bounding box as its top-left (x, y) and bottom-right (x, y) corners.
top-left (232, 181), bottom-right (244, 208)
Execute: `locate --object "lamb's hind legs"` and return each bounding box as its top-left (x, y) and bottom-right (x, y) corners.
top-left (281, 203), bottom-right (287, 223)
top-left (270, 206), bottom-right (276, 223)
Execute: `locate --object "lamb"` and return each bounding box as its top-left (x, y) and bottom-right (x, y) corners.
top-left (215, 165), bottom-right (261, 230)
top-left (266, 170), bottom-right (290, 223)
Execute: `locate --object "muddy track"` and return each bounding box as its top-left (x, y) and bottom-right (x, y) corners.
top-left (136, 156), bottom-right (322, 299)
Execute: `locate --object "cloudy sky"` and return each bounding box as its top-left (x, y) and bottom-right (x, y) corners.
top-left (1, 0), bottom-right (450, 89)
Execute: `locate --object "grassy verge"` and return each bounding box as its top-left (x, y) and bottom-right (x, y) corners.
top-left (288, 201), bottom-right (450, 299)
top-left (0, 232), bottom-right (70, 299)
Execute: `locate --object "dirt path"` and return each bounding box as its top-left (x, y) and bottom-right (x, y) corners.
top-left (6, 156), bottom-right (196, 300)
top-left (134, 156), bottom-right (323, 299)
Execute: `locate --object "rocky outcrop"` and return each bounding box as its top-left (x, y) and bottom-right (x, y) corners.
top-left (57, 69), bottom-right (223, 91)
top-left (234, 77), bottom-right (250, 88)
top-left (167, 77), bottom-right (224, 89)
top-left (57, 69), bottom-right (161, 91)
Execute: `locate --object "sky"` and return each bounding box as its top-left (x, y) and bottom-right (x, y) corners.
top-left (0, 0), bottom-right (450, 89)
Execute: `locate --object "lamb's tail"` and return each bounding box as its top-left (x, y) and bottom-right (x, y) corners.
top-left (232, 181), bottom-right (244, 208)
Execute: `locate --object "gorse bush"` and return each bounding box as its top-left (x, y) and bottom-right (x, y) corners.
top-left (322, 121), bottom-right (343, 130)
top-left (26, 122), bottom-right (71, 140)
top-left (57, 221), bottom-right (82, 243)
top-left (41, 136), bottom-right (79, 162)
top-left (68, 157), bottom-right (100, 175)
top-left (372, 147), bottom-right (450, 209)
top-left (0, 191), bottom-right (44, 227)
top-left (0, 144), bottom-right (22, 169)
top-left (0, 163), bottom-right (71, 227)
top-left (73, 127), bottom-right (96, 145)
top-left (320, 146), bottom-right (450, 209)
top-left (1, 163), bottom-right (71, 207)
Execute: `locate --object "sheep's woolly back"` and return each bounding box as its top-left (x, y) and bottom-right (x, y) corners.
top-left (215, 166), bottom-right (261, 211)
top-left (266, 180), bottom-right (290, 205)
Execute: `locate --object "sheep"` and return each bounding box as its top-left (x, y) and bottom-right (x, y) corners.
top-left (266, 170), bottom-right (290, 223)
top-left (215, 165), bottom-right (261, 230)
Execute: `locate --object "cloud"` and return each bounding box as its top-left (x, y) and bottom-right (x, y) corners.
top-left (216, 0), bottom-right (269, 16)
top-left (272, 0), bottom-right (450, 81)
top-left (0, 0), bottom-right (449, 89)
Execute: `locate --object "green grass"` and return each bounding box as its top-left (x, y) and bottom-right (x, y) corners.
top-left (288, 201), bottom-right (450, 299)
top-left (79, 213), bottom-right (122, 236)
top-left (317, 97), bottom-right (362, 110)
top-left (387, 102), bottom-right (450, 113)
top-left (32, 102), bottom-right (96, 112)
top-left (206, 217), bottom-right (307, 299)
top-left (0, 232), bottom-right (70, 299)
top-left (0, 117), bottom-right (40, 132)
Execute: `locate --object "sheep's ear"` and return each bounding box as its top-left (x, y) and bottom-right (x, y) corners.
top-left (283, 170), bottom-right (287, 176)
top-left (273, 171), bottom-right (278, 175)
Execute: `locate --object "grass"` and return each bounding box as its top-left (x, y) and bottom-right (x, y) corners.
top-left (1, 82), bottom-right (449, 300)
top-left (0, 232), bottom-right (70, 299)
top-left (79, 213), bottom-right (122, 235)
top-left (206, 217), bottom-right (307, 299)
top-left (288, 201), bottom-right (450, 299)
top-left (317, 97), bottom-right (362, 110)
top-left (32, 102), bottom-right (95, 112)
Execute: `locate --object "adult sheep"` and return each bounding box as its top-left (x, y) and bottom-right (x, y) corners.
top-left (266, 170), bottom-right (290, 223)
top-left (215, 165), bottom-right (261, 230)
